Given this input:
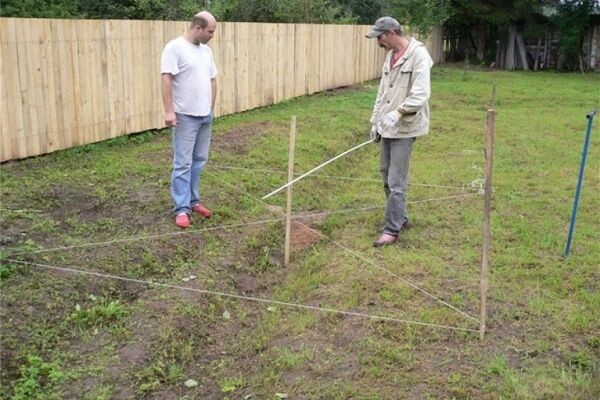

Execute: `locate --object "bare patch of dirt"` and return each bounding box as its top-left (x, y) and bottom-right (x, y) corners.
top-left (118, 341), bottom-right (149, 365)
top-left (290, 220), bottom-right (323, 251)
top-left (320, 84), bottom-right (372, 96)
top-left (131, 185), bottom-right (158, 204)
top-left (211, 121), bottom-right (275, 155)
top-left (45, 184), bottom-right (102, 219)
top-left (138, 149), bottom-right (172, 163)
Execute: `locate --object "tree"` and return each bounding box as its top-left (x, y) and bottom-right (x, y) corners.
top-left (333, 0), bottom-right (384, 24)
top-left (384, 0), bottom-right (452, 36)
top-left (552, 0), bottom-right (597, 70)
top-left (0, 0), bottom-right (212, 20)
top-left (442, 0), bottom-right (543, 64)
top-left (0, 0), bottom-right (78, 18)
top-left (209, 0), bottom-right (356, 23)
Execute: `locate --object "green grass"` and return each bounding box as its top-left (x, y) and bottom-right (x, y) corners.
top-left (1, 66), bottom-right (599, 398)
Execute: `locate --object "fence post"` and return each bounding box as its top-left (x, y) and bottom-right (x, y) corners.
top-left (564, 110), bottom-right (596, 258)
top-left (480, 106), bottom-right (495, 341)
top-left (284, 116), bottom-right (297, 267)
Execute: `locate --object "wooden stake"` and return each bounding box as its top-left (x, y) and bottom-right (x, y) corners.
top-left (480, 107), bottom-right (495, 341)
top-left (284, 115), bottom-right (297, 267)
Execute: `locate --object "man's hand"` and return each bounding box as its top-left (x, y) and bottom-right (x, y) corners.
top-left (382, 110), bottom-right (400, 128)
top-left (165, 111), bottom-right (177, 127)
top-left (370, 125), bottom-right (380, 143)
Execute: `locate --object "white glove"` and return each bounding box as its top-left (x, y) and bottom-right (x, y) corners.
top-left (370, 125), bottom-right (379, 141)
top-left (382, 110), bottom-right (400, 127)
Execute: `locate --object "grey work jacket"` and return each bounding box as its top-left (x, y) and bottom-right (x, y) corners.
top-left (370, 39), bottom-right (433, 139)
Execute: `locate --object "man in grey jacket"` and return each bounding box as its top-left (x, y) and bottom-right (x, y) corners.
top-left (366, 17), bottom-right (433, 247)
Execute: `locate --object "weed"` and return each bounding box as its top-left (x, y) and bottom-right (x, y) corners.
top-left (11, 355), bottom-right (65, 400)
top-left (220, 376), bottom-right (243, 393)
top-left (67, 299), bottom-right (127, 330)
top-left (0, 261), bottom-right (19, 281)
top-left (83, 385), bottom-right (113, 400)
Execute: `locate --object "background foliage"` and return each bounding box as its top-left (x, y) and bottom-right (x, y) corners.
top-left (1, 1), bottom-right (598, 69)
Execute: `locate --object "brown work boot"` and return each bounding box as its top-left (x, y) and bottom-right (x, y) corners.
top-left (373, 233), bottom-right (397, 247)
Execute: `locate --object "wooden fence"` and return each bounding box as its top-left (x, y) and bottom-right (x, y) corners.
top-left (0, 18), bottom-right (442, 162)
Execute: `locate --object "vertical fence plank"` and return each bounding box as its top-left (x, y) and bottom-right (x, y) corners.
top-left (88, 20), bottom-right (101, 142)
top-left (282, 24), bottom-right (294, 101)
top-left (98, 20), bottom-right (111, 141)
top-left (247, 22), bottom-right (262, 112)
top-left (223, 22), bottom-right (236, 115)
top-left (120, 20), bottom-right (132, 133)
top-left (106, 20), bottom-right (121, 138)
top-left (58, 20), bottom-right (76, 147)
top-left (307, 24), bottom-right (318, 95)
top-left (49, 19), bottom-right (65, 151)
top-left (235, 22), bottom-right (249, 113)
top-left (18, 19), bottom-right (41, 157)
top-left (91, 20), bottom-right (104, 142)
top-left (139, 21), bottom-right (150, 130)
top-left (41, 19), bottom-right (59, 153)
top-left (151, 21), bottom-right (164, 128)
top-left (264, 23), bottom-right (276, 106)
top-left (293, 24), bottom-right (305, 97)
top-left (1, 19), bottom-right (23, 160)
top-left (68, 19), bottom-right (83, 147)
top-left (131, 20), bottom-right (141, 133)
top-left (37, 21), bottom-right (48, 154)
top-left (75, 20), bottom-right (91, 145)
top-left (142, 20), bottom-right (154, 131)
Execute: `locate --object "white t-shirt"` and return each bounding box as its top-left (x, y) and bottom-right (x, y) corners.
top-left (161, 36), bottom-right (217, 116)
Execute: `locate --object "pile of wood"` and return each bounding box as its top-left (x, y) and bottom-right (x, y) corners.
top-left (495, 25), bottom-right (532, 70)
top-left (495, 24), bottom-right (561, 71)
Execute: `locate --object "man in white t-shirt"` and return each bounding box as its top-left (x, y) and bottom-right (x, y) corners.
top-left (161, 11), bottom-right (218, 229)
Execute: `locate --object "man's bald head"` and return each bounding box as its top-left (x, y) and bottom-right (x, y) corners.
top-left (186, 11), bottom-right (217, 45)
top-left (191, 11), bottom-right (216, 29)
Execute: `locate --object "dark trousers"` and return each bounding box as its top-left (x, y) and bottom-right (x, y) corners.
top-left (379, 137), bottom-right (414, 236)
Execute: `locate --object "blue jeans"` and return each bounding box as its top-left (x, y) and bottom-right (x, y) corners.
top-left (171, 113), bottom-right (213, 215)
top-left (379, 138), bottom-right (414, 236)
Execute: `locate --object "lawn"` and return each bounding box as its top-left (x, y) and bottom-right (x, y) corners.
top-left (1, 66), bottom-right (599, 399)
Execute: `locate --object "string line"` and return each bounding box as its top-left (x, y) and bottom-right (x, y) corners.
top-left (5, 193), bottom-right (476, 257)
top-left (210, 164), bottom-right (468, 190)
top-left (5, 259), bottom-right (478, 333)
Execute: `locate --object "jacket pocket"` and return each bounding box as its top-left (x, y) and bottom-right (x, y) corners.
top-left (397, 68), bottom-right (413, 88)
top-left (398, 111), bottom-right (422, 133)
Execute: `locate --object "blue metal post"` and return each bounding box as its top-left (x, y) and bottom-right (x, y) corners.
top-left (564, 110), bottom-right (596, 258)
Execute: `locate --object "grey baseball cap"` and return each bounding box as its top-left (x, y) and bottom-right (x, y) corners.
top-left (365, 16), bottom-right (401, 38)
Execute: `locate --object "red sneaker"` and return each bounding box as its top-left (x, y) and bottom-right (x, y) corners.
top-left (192, 204), bottom-right (212, 219)
top-left (175, 213), bottom-right (191, 229)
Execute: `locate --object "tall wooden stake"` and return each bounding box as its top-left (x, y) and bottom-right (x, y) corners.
top-left (284, 116), bottom-right (297, 266)
top-left (480, 107), bottom-right (495, 341)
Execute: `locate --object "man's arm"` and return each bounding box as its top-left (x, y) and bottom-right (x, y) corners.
top-left (161, 73), bottom-right (176, 127)
top-left (211, 78), bottom-right (217, 114)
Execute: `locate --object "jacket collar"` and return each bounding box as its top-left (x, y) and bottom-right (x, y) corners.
top-left (387, 38), bottom-right (420, 69)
